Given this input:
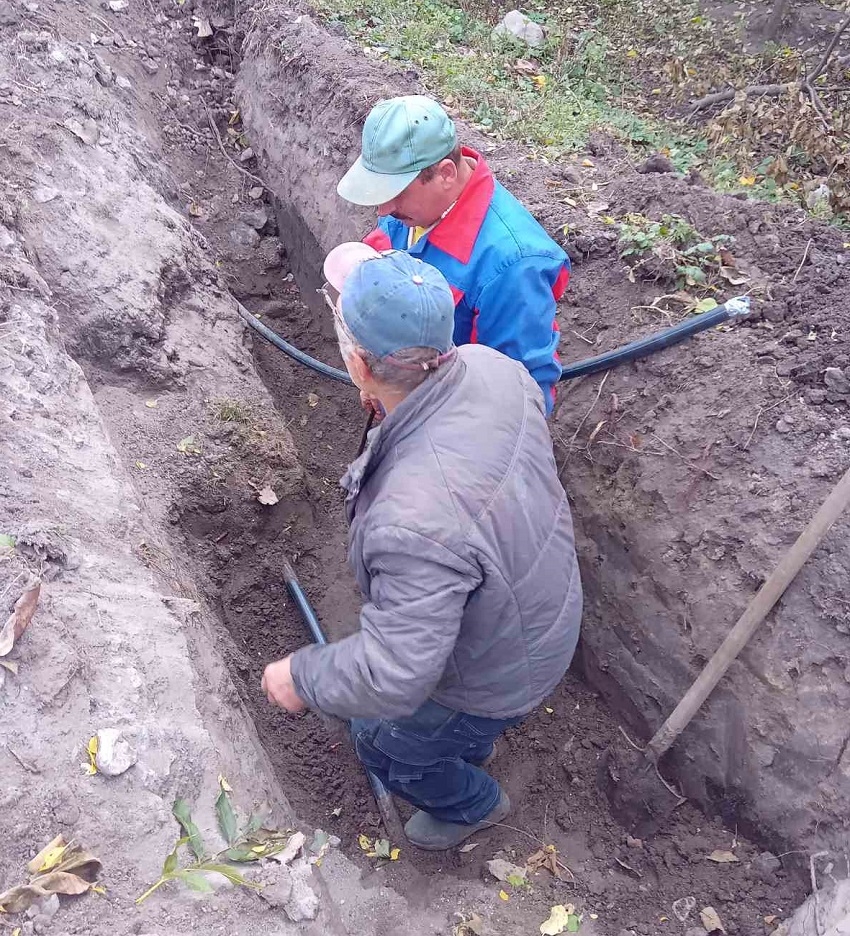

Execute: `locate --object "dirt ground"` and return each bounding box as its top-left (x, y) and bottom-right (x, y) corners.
top-left (1, 0), bottom-right (848, 933)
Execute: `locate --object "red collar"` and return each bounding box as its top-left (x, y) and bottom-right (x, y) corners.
top-left (426, 147), bottom-right (495, 265)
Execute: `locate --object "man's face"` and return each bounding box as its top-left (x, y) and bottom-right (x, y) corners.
top-left (376, 160), bottom-right (456, 228)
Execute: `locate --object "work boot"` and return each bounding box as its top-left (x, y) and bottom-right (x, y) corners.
top-left (404, 790), bottom-right (511, 851)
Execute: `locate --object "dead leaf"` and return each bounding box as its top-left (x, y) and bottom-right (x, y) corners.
top-left (269, 830), bottom-right (305, 866)
top-left (458, 842), bottom-right (479, 853)
top-left (176, 435), bottom-right (201, 455)
top-left (307, 393), bottom-right (319, 408)
top-left (540, 904), bottom-right (579, 934)
top-left (0, 659), bottom-right (19, 675)
top-left (707, 849), bottom-right (739, 864)
top-left (514, 58), bottom-right (540, 76)
top-left (145, 399), bottom-right (158, 409)
top-left (454, 914), bottom-right (486, 936)
top-left (764, 915), bottom-right (779, 926)
top-left (581, 158), bottom-right (595, 168)
top-left (188, 203), bottom-right (203, 218)
top-left (498, 889), bottom-right (509, 901)
top-left (257, 486), bottom-right (279, 506)
top-left (527, 844), bottom-right (562, 878)
top-left (1, 839), bottom-right (102, 913)
top-left (700, 906), bottom-right (726, 933)
top-left (738, 175), bottom-right (756, 186)
top-left (719, 266), bottom-right (749, 286)
top-left (0, 579), bottom-right (41, 657)
top-left (192, 13), bottom-right (212, 36)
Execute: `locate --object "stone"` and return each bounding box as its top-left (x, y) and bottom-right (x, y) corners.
top-left (672, 895), bottom-right (696, 922)
top-left (824, 367), bottom-right (850, 394)
top-left (116, 75), bottom-right (132, 90)
top-left (284, 863), bottom-right (319, 922)
top-left (94, 727), bottom-right (138, 776)
top-left (33, 185), bottom-right (59, 204)
top-left (26, 894), bottom-right (59, 921)
top-left (486, 857), bottom-right (527, 882)
top-left (141, 58), bottom-right (159, 75)
top-left (259, 867), bottom-right (293, 908)
top-left (229, 222), bottom-right (260, 249)
top-left (249, 185), bottom-right (264, 199)
top-left (837, 427), bottom-right (850, 440)
top-left (239, 146), bottom-right (254, 162)
top-left (242, 206), bottom-right (269, 230)
top-left (0, 1), bottom-right (21, 26)
top-left (492, 10), bottom-right (544, 48)
top-left (108, 0), bottom-right (128, 8)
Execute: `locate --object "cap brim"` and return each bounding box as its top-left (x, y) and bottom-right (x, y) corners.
top-left (337, 155), bottom-right (421, 207)
top-left (323, 242), bottom-right (382, 292)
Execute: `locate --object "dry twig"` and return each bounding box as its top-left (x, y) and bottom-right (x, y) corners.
top-left (205, 108), bottom-right (265, 187)
top-left (689, 11), bottom-right (850, 121)
top-left (793, 239), bottom-right (813, 283)
top-left (650, 433), bottom-right (720, 481)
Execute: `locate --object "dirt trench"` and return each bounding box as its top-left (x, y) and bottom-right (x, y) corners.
top-left (1, 0), bottom-right (848, 932)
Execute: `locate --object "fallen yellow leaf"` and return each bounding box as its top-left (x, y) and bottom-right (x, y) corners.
top-left (358, 834), bottom-right (372, 852)
top-left (390, 847), bottom-right (401, 860)
top-left (739, 175), bottom-right (756, 186)
top-left (499, 889), bottom-right (509, 901)
top-left (531, 75), bottom-right (546, 89)
top-left (135, 462), bottom-right (147, 470)
top-left (626, 48), bottom-right (638, 58)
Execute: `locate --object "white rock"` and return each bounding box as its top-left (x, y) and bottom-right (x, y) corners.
top-left (33, 186), bottom-right (59, 204)
top-left (492, 10), bottom-right (544, 48)
top-left (116, 75), bottom-right (132, 90)
top-left (486, 857), bottom-right (527, 882)
top-left (95, 727), bottom-right (138, 776)
top-left (284, 862), bottom-right (319, 922)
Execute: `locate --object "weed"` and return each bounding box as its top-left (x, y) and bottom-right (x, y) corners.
top-left (214, 399), bottom-right (253, 424)
top-left (616, 212), bottom-right (742, 295)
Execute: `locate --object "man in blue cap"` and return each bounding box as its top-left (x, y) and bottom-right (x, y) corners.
top-left (336, 94), bottom-right (569, 415)
top-left (262, 248), bottom-right (583, 851)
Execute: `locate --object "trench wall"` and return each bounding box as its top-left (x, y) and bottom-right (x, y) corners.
top-left (236, 11), bottom-right (850, 850)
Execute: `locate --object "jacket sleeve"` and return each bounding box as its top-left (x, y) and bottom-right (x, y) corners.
top-left (473, 255), bottom-right (566, 415)
top-left (289, 526), bottom-right (482, 720)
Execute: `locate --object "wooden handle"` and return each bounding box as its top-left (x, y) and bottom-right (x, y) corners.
top-left (646, 464), bottom-right (850, 760)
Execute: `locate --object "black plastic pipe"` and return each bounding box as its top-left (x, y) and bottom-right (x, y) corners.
top-left (281, 560), bottom-right (406, 843)
top-left (237, 296), bottom-right (750, 388)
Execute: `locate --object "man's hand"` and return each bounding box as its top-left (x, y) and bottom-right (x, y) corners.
top-left (262, 656), bottom-right (307, 713)
top-left (360, 390), bottom-right (385, 422)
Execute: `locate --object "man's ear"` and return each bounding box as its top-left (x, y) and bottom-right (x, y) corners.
top-left (346, 347), bottom-right (372, 387)
top-left (438, 157), bottom-right (459, 187)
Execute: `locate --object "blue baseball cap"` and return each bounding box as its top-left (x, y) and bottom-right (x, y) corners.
top-left (337, 96), bottom-right (457, 207)
top-left (339, 251), bottom-right (455, 358)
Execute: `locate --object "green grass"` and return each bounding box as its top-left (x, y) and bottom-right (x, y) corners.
top-left (312, 0), bottom-right (848, 216)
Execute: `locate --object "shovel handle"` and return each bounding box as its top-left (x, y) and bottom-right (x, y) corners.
top-left (646, 463), bottom-right (850, 761)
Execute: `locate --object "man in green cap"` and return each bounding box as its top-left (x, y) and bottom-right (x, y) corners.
top-left (337, 94), bottom-right (569, 415)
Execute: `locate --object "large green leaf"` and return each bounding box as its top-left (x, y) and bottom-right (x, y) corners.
top-left (215, 788), bottom-right (238, 846)
top-left (172, 800), bottom-right (205, 861)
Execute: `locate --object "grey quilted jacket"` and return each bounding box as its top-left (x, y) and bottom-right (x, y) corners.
top-left (290, 345), bottom-right (582, 720)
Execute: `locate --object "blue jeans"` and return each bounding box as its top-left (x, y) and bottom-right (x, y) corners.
top-left (351, 700), bottom-right (523, 825)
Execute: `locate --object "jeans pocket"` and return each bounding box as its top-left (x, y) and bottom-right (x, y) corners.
top-left (371, 722), bottom-right (468, 784)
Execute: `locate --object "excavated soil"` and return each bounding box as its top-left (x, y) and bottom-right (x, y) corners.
top-left (2, 0), bottom-right (848, 932)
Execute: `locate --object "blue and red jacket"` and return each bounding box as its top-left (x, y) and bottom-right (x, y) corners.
top-left (364, 147), bottom-right (568, 414)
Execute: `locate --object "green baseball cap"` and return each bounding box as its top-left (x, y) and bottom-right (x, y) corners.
top-left (337, 95), bottom-right (457, 207)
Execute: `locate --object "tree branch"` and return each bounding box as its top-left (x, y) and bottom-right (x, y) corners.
top-left (689, 11), bottom-right (850, 117)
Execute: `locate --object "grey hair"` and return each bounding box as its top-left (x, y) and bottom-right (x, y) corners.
top-left (362, 347), bottom-right (442, 393)
top-left (333, 317), bottom-right (442, 392)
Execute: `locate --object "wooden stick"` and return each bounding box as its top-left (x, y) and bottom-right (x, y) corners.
top-left (645, 464), bottom-right (850, 761)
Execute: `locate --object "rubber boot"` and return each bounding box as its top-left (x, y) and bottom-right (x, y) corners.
top-left (404, 790), bottom-right (510, 851)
